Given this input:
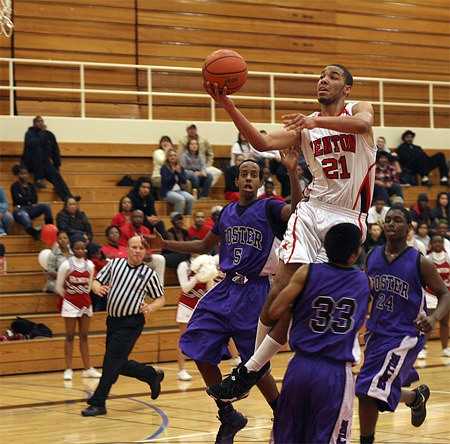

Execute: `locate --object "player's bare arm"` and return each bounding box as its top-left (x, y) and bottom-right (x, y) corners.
top-left (279, 146), bottom-right (303, 221)
top-left (283, 101), bottom-right (374, 137)
top-left (204, 81), bottom-right (299, 151)
top-left (414, 256), bottom-right (450, 333)
top-left (145, 229), bottom-right (220, 255)
top-left (268, 264), bottom-right (310, 319)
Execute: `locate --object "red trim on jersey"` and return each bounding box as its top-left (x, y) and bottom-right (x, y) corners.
top-left (287, 207), bottom-right (300, 263)
top-left (352, 160), bottom-right (376, 213)
top-left (317, 106), bottom-right (349, 117)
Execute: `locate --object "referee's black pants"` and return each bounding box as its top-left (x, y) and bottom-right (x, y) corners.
top-left (88, 313), bottom-right (157, 407)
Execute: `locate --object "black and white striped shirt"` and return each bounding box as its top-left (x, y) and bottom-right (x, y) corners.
top-left (96, 258), bottom-right (163, 317)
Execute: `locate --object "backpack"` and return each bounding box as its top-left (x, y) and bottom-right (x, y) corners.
top-left (11, 317), bottom-right (53, 338)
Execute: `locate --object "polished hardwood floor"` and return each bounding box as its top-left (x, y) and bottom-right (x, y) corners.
top-left (0, 340), bottom-right (449, 443)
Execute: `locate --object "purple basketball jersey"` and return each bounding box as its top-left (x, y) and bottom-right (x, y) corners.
top-left (289, 263), bottom-right (370, 363)
top-left (211, 198), bottom-right (286, 277)
top-left (366, 246), bottom-right (426, 337)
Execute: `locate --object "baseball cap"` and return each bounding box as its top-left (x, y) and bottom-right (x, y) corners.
top-left (170, 211), bottom-right (183, 222)
top-left (186, 122), bottom-right (197, 130)
top-left (401, 130), bottom-right (415, 140)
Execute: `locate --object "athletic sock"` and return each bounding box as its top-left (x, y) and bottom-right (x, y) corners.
top-left (254, 319), bottom-right (272, 351)
top-left (246, 335), bottom-right (283, 372)
top-left (360, 434), bottom-right (375, 444)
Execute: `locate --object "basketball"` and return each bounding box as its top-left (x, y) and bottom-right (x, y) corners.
top-left (202, 49), bottom-right (248, 94)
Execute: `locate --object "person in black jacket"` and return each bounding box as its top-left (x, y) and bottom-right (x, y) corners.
top-left (10, 164), bottom-right (53, 240)
top-left (396, 130), bottom-right (449, 187)
top-left (127, 176), bottom-right (165, 236)
top-left (21, 116), bottom-right (79, 200)
top-left (56, 197), bottom-right (93, 240)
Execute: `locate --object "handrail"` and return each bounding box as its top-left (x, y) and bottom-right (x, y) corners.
top-left (1, 57), bottom-right (449, 126)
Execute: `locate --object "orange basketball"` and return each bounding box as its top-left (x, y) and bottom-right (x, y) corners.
top-left (202, 49), bottom-right (248, 95)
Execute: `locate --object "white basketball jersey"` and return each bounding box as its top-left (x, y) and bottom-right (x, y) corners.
top-left (301, 103), bottom-right (376, 214)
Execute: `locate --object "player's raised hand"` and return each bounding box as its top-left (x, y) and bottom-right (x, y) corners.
top-left (203, 81), bottom-right (234, 110)
top-left (142, 230), bottom-right (164, 250)
top-left (279, 146), bottom-right (302, 173)
top-left (282, 113), bottom-right (316, 133)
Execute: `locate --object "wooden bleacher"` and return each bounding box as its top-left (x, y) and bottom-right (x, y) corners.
top-left (0, 140), bottom-right (236, 375)
top-left (2, 1), bottom-right (448, 126)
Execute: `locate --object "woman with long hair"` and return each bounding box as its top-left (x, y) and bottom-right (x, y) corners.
top-left (160, 148), bottom-right (195, 215)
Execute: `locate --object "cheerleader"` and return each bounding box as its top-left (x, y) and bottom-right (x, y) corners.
top-left (56, 235), bottom-right (101, 380)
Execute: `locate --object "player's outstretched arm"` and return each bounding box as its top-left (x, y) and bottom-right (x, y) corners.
top-left (204, 81), bottom-right (299, 152)
top-left (279, 146), bottom-right (303, 220)
top-left (268, 265), bottom-right (310, 319)
top-left (414, 256), bottom-right (450, 333)
top-left (145, 230), bottom-right (220, 256)
top-left (283, 101), bottom-right (374, 136)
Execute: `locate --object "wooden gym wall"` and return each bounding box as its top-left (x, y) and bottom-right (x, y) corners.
top-left (1, 0), bottom-right (448, 126)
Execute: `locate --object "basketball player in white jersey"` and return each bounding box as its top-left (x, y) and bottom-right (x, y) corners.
top-left (204, 64), bottom-right (377, 409)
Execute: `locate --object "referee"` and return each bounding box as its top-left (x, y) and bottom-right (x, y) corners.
top-left (81, 235), bottom-right (165, 417)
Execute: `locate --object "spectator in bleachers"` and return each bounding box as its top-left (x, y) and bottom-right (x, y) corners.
top-left (101, 225), bottom-right (128, 259)
top-left (257, 167), bottom-right (276, 197)
top-left (431, 192), bottom-right (449, 232)
top-left (44, 230), bottom-right (72, 293)
top-left (181, 139), bottom-right (213, 200)
top-left (111, 196), bottom-right (133, 228)
top-left (410, 192), bottom-right (433, 229)
top-left (127, 177), bottom-right (166, 236)
top-left (178, 122), bottom-right (222, 186)
top-left (396, 129), bottom-right (449, 187)
top-left (362, 222), bottom-right (386, 256)
top-left (119, 210), bottom-right (166, 285)
top-left (151, 135), bottom-right (174, 190)
top-left (224, 153), bottom-right (244, 202)
top-left (414, 223), bottom-right (431, 253)
top-left (367, 196), bottom-right (390, 229)
top-left (21, 116), bottom-right (79, 200)
top-left (206, 205), bottom-right (222, 230)
top-left (437, 222), bottom-right (450, 245)
top-left (162, 212), bottom-right (190, 268)
top-left (11, 164), bottom-right (54, 240)
top-left (187, 210), bottom-right (211, 240)
top-left (119, 210), bottom-right (150, 247)
top-left (258, 180), bottom-right (286, 202)
top-left (160, 149), bottom-right (195, 215)
top-left (56, 196), bottom-right (93, 241)
top-left (0, 186), bottom-right (14, 236)
top-left (374, 151), bottom-right (404, 205)
top-left (375, 136), bottom-right (402, 176)
top-left (407, 225), bottom-right (426, 256)
top-left (230, 132), bottom-right (255, 166)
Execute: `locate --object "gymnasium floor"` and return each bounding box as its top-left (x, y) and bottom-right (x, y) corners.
top-left (0, 340), bottom-right (449, 443)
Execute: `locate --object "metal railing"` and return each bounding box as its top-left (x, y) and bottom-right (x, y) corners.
top-left (1, 57), bottom-right (449, 127)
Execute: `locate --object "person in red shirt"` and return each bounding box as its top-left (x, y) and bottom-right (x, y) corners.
top-left (258, 181), bottom-right (286, 202)
top-left (119, 210), bottom-right (166, 286)
top-left (187, 210), bottom-right (211, 240)
top-left (119, 210), bottom-right (151, 247)
top-left (111, 196), bottom-right (133, 228)
top-left (101, 225), bottom-right (128, 259)
top-left (205, 206), bottom-right (223, 230)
